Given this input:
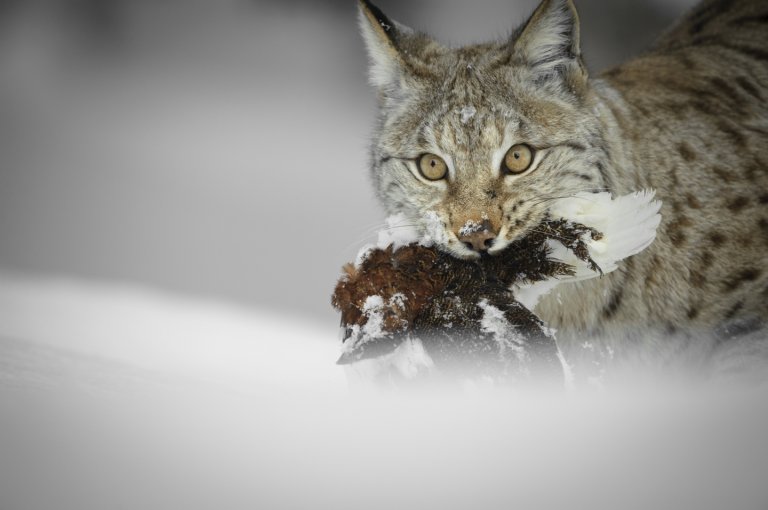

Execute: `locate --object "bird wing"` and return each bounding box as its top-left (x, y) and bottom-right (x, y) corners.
top-left (512, 190), bottom-right (662, 310)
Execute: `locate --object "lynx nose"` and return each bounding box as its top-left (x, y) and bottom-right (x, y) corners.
top-left (458, 220), bottom-right (496, 253)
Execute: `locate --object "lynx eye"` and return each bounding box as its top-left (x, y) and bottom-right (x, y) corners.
top-left (418, 153), bottom-right (448, 181)
top-left (502, 144), bottom-right (534, 175)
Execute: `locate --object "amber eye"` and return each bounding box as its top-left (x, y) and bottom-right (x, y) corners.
top-left (418, 153), bottom-right (448, 181)
top-left (502, 144), bottom-right (534, 175)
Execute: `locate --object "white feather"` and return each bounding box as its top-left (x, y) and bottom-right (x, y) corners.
top-left (513, 190), bottom-right (662, 308)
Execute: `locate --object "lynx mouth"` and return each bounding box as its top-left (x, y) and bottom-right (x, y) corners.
top-left (486, 230), bottom-right (513, 255)
top-left (442, 235), bottom-right (482, 260)
top-left (478, 250), bottom-right (496, 261)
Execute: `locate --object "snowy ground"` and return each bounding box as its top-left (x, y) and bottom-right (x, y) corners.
top-left (1, 272), bottom-right (768, 510)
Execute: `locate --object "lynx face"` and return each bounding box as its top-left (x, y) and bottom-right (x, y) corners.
top-left (360, 0), bottom-right (610, 259)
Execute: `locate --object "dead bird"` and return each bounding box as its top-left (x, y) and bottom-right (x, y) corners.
top-left (331, 218), bottom-right (603, 383)
top-left (331, 190), bottom-right (662, 386)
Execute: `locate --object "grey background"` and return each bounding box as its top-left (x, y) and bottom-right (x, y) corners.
top-left (0, 0), bottom-right (699, 327)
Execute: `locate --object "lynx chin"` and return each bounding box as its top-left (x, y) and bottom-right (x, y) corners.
top-left (356, 0), bottom-right (768, 382)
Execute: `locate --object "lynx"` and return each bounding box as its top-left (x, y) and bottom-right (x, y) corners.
top-left (357, 0), bottom-right (768, 383)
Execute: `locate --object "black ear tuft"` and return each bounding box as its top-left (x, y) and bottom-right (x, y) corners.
top-left (359, 0), bottom-right (396, 40)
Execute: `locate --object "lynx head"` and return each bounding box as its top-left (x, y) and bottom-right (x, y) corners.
top-left (359, 0), bottom-right (610, 259)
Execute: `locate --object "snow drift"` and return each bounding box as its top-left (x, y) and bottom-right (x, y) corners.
top-left (0, 272), bottom-right (767, 510)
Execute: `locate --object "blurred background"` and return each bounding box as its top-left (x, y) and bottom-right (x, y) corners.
top-left (0, 0), bottom-right (700, 328)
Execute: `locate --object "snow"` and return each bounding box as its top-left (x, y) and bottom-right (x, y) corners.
top-left (556, 348), bottom-right (575, 391)
top-left (422, 210), bottom-right (451, 247)
top-left (459, 105), bottom-right (477, 124)
top-left (340, 293), bottom-right (410, 357)
top-left (343, 337), bottom-right (435, 387)
top-left (354, 214), bottom-right (420, 268)
top-left (361, 295), bottom-right (385, 338)
top-left (375, 212), bottom-right (420, 251)
top-left (1, 272), bottom-right (768, 510)
top-left (357, 210), bottom-right (451, 262)
top-left (478, 299), bottom-right (526, 360)
top-left (0, 271), bottom-right (344, 394)
top-left (354, 243), bottom-right (376, 267)
top-left (458, 218), bottom-right (484, 236)
top-left (390, 292), bottom-right (407, 310)
top-left (514, 276), bottom-right (562, 310)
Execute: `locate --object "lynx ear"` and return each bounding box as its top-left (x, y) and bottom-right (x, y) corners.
top-left (512, 0), bottom-right (586, 87)
top-left (357, 0), bottom-right (415, 90)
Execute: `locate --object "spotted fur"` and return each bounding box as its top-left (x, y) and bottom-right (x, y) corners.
top-left (358, 0), bottom-right (768, 382)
